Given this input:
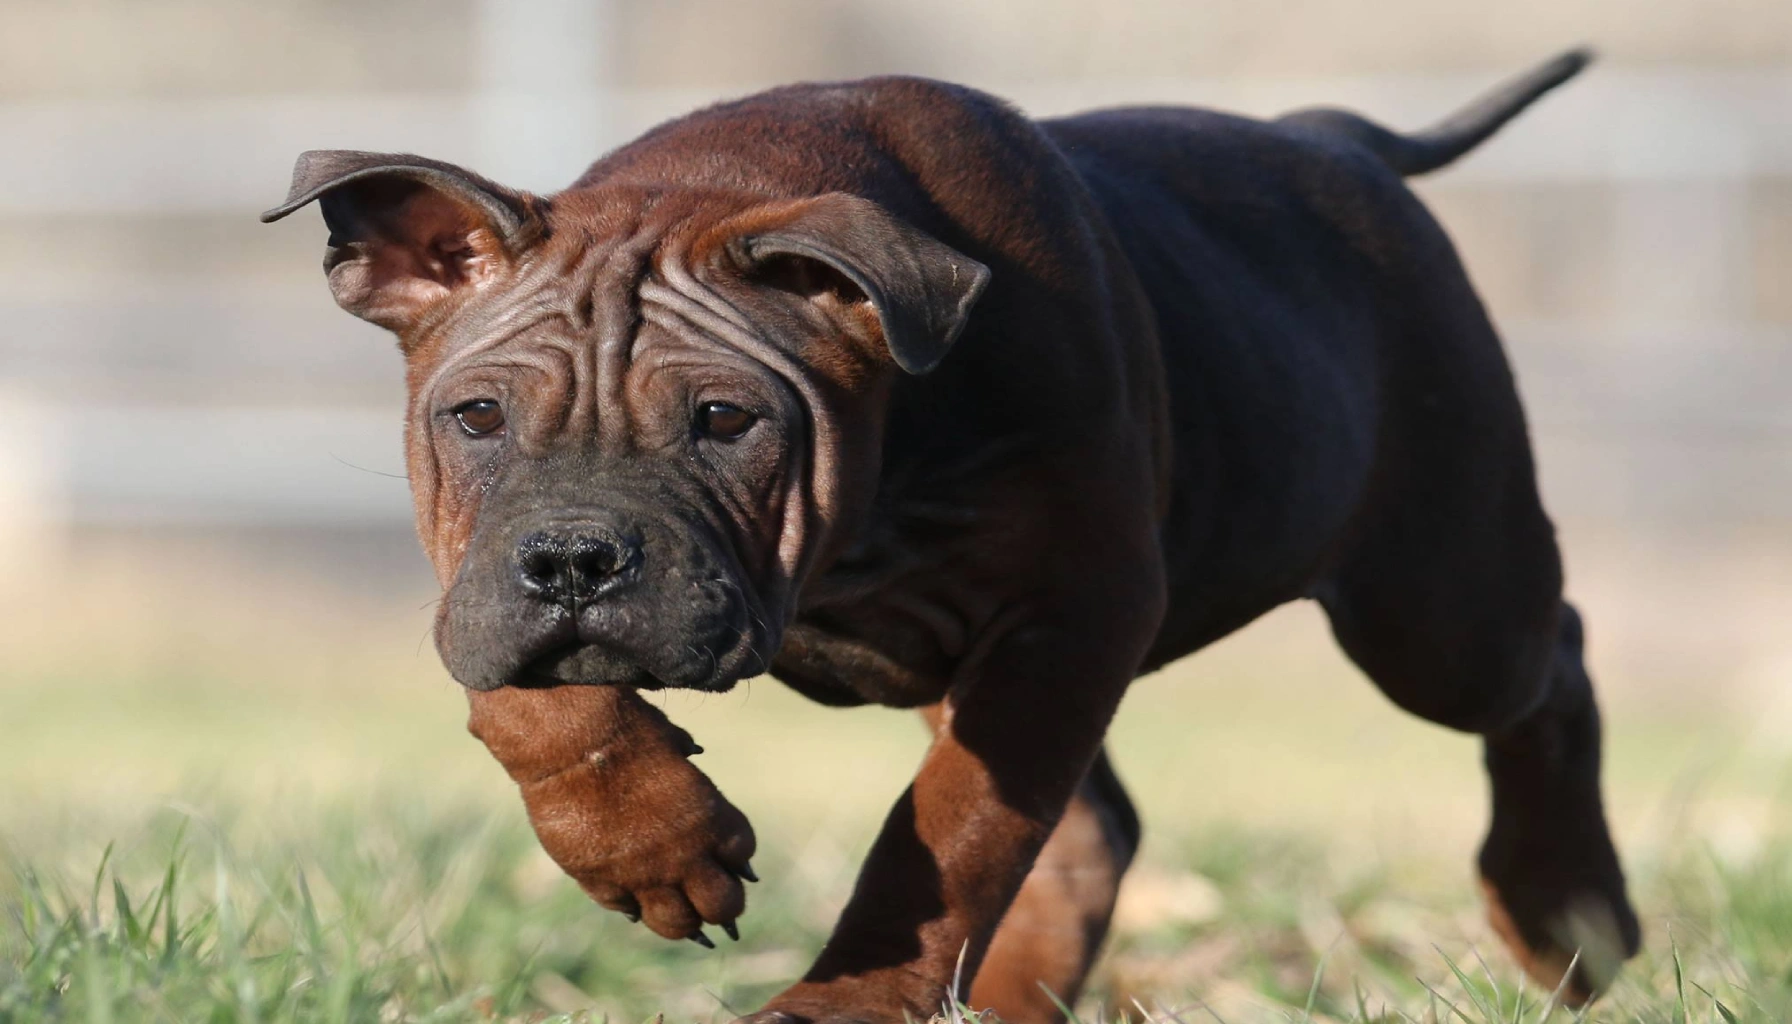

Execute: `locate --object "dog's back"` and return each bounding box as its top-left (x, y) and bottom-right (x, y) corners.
top-left (1040, 55), bottom-right (1587, 664)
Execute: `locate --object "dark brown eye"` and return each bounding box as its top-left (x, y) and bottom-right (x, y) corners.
top-left (697, 402), bottom-right (756, 440)
top-left (454, 399), bottom-right (505, 436)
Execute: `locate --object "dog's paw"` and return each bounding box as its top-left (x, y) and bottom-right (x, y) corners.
top-left (518, 741), bottom-right (758, 944)
top-left (467, 684), bottom-right (758, 943)
top-left (1480, 874), bottom-right (1639, 1006)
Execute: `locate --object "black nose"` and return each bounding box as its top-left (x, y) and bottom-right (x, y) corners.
top-left (515, 529), bottom-right (641, 604)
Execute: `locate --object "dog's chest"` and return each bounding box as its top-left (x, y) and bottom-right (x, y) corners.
top-left (766, 443), bottom-right (1061, 708)
top-left (770, 533), bottom-right (996, 709)
top-left (769, 619), bottom-right (952, 708)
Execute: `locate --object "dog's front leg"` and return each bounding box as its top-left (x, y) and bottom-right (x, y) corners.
top-left (468, 685), bottom-right (757, 943)
top-left (747, 608), bottom-right (1152, 1024)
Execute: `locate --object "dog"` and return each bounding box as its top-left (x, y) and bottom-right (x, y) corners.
top-left (264, 47), bottom-right (1638, 1024)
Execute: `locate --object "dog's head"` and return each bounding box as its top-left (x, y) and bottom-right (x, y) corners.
top-left (265, 151), bottom-right (988, 692)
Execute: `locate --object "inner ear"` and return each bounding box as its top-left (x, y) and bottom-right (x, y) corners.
top-left (321, 177), bottom-right (510, 311)
top-left (750, 253), bottom-right (869, 307)
top-left (720, 193), bottom-right (991, 375)
top-left (262, 150), bottom-right (541, 336)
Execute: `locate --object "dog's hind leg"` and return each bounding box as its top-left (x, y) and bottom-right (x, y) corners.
top-left (1475, 602), bottom-right (1639, 1000)
top-left (927, 706), bottom-right (1138, 1024)
top-left (1316, 448), bottom-right (1640, 1001)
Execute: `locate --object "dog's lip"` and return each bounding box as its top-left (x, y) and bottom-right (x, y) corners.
top-left (511, 639), bottom-right (647, 688)
top-left (452, 573), bottom-right (764, 690)
top-left (511, 638), bottom-right (712, 691)
top-left (504, 613), bottom-right (577, 672)
top-left (509, 623), bottom-right (761, 691)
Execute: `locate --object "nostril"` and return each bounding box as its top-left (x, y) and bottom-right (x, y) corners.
top-left (570, 548), bottom-right (616, 582)
top-left (515, 533), bottom-right (570, 599)
top-left (520, 550), bottom-right (559, 586)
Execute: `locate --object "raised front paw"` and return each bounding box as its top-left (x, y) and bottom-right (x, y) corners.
top-left (520, 746), bottom-right (758, 943)
top-left (467, 684), bottom-right (758, 944)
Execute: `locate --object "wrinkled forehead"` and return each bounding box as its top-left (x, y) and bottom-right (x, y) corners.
top-left (403, 208), bottom-right (643, 371)
top-left (404, 188), bottom-right (824, 399)
top-left (403, 188), bottom-right (766, 371)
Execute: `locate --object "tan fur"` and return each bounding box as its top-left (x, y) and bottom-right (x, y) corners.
top-left (467, 686), bottom-right (756, 938)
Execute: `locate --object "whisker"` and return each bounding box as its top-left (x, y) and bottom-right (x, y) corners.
top-left (328, 453), bottom-right (409, 481)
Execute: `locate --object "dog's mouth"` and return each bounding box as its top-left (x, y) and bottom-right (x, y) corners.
top-left (516, 641), bottom-right (661, 689)
top-left (494, 598), bottom-right (764, 693)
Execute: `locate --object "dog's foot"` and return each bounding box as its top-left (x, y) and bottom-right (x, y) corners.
top-left (524, 750), bottom-right (757, 943)
top-left (1479, 874), bottom-right (1638, 1004)
top-left (468, 685), bottom-right (758, 943)
top-left (1478, 847), bottom-right (1640, 1005)
top-left (1478, 680), bottom-right (1641, 1004)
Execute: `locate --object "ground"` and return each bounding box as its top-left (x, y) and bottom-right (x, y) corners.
top-left (2, 531), bottom-right (1788, 1022)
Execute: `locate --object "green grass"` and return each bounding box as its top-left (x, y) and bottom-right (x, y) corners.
top-left (4, 795), bottom-right (1790, 1023)
top-left (1, 797), bottom-right (833, 1023)
top-left (4, 554), bottom-right (1789, 1022)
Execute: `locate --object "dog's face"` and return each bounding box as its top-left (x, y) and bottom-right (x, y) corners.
top-left (265, 152), bottom-right (987, 692)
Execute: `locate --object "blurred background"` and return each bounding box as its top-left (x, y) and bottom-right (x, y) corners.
top-left (2, 1), bottom-right (1789, 1019)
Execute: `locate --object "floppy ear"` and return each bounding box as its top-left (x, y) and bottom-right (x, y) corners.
top-left (261, 150), bottom-right (543, 332)
top-left (731, 193), bottom-right (990, 375)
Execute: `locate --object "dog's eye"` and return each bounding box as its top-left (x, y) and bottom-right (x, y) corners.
top-left (454, 399), bottom-right (506, 436)
top-left (697, 402), bottom-right (756, 440)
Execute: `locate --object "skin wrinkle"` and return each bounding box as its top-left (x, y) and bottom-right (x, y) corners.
top-left (407, 231), bottom-right (608, 551)
top-left (420, 277), bottom-right (556, 381)
top-left (715, 444), bottom-right (789, 589)
top-left (410, 302), bottom-right (560, 545)
top-left (645, 267), bottom-right (850, 593)
top-left (638, 275), bottom-right (822, 600)
top-left (534, 234), bottom-right (608, 440)
top-left (628, 305), bottom-right (802, 593)
top-left (635, 357), bottom-right (781, 593)
top-left (591, 227), bottom-right (656, 454)
top-left (537, 343), bottom-right (582, 445)
top-left (412, 337), bottom-right (551, 570)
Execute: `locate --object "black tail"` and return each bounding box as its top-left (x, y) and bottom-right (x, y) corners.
top-left (1280, 47), bottom-right (1592, 177)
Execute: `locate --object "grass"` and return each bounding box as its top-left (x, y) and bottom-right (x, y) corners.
top-left (4, 792), bottom-right (1790, 1023)
top-left (4, 537), bottom-right (1791, 1021)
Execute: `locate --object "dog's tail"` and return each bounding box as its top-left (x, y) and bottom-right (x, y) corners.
top-left (1279, 47), bottom-right (1591, 177)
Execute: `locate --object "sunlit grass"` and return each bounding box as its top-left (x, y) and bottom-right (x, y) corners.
top-left (3, 549), bottom-right (1787, 1022)
top-left (3, 793), bottom-right (1789, 1023)
top-left (0, 797), bottom-right (837, 1023)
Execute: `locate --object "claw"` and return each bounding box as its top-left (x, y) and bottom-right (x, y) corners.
top-left (737, 862), bottom-right (759, 883)
top-left (690, 930), bottom-right (716, 949)
top-left (625, 912), bottom-right (641, 923)
top-left (722, 921), bottom-right (740, 942)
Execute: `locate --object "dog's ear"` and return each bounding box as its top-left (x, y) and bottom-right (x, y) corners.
top-left (262, 150), bottom-right (543, 333)
top-left (730, 193), bottom-right (990, 375)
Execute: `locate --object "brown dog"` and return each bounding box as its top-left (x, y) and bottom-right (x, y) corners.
top-left (265, 48), bottom-right (1637, 1023)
